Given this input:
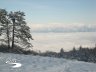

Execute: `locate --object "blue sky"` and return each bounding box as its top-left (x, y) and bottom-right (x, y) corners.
top-left (0, 0), bottom-right (96, 32)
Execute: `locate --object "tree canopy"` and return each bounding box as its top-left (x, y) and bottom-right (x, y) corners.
top-left (0, 9), bottom-right (33, 49)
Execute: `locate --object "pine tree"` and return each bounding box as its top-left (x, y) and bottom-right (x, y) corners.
top-left (9, 11), bottom-right (33, 49)
top-left (0, 9), bottom-right (33, 50)
top-left (0, 9), bottom-right (11, 49)
top-left (60, 48), bottom-right (65, 57)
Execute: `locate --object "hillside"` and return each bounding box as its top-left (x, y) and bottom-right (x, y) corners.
top-left (0, 53), bottom-right (96, 72)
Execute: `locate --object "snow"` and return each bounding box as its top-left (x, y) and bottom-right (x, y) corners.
top-left (0, 53), bottom-right (96, 72)
top-left (6, 61), bottom-right (22, 68)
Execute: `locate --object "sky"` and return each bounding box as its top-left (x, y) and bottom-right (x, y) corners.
top-left (0, 0), bottom-right (96, 33)
top-left (0, 0), bottom-right (96, 52)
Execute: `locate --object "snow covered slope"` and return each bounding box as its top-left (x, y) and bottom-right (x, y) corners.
top-left (0, 53), bottom-right (96, 72)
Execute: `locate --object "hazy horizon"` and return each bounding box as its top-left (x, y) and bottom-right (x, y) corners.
top-left (32, 32), bottom-right (96, 52)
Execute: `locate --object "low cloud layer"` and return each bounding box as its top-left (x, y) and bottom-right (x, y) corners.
top-left (31, 32), bottom-right (96, 52)
top-left (28, 23), bottom-right (96, 33)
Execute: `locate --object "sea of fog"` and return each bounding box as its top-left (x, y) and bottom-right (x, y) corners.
top-left (31, 32), bottom-right (96, 52)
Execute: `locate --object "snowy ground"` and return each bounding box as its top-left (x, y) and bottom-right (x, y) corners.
top-left (0, 53), bottom-right (96, 72)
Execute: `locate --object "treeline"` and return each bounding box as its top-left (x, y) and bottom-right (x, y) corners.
top-left (0, 45), bottom-right (96, 63)
top-left (0, 44), bottom-right (96, 63)
top-left (40, 46), bottom-right (96, 63)
top-left (0, 44), bottom-right (38, 55)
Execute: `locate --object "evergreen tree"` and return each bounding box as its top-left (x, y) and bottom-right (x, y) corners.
top-left (60, 48), bottom-right (64, 54)
top-left (0, 9), bottom-right (33, 49)
top-left (60, 48), bottom-right (65, 57)
top-left (0, 9), bottom-right (11, 49)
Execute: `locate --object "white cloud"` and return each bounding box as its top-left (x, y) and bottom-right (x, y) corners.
top-left (27, 22), bottom-right (96, 33)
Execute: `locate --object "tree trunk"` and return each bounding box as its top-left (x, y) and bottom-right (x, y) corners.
top-left (12, 20), bottom-right (15, 49)
top-left (7, 22), bottom-right (10, 49)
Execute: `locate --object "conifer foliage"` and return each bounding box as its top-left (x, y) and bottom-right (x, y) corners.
top-left (0, 9), bottom-right (33, 49)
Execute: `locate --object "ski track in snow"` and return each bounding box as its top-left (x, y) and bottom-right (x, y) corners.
top-left (6, 61), bottom-right (22, 68)
top-left (0, 53), bottom-right (96, 72)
